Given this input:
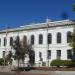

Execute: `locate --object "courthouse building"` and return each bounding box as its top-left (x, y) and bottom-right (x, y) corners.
top-left (0, 19), bottom-right (74, 67)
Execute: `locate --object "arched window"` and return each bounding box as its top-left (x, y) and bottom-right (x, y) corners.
top-left (31, 35), bottom-right (34, 45)
top-left (57, 32), bottom-right (61, 43)
top-left (0, 38), bottom-right (1, 46)
top-left (16, 36), bottom-right (20, 41)
top-left (10, 37), bottom-right (13, 46)
top-left (39, 34), bottom-right (43, 44)
top-left (23, 36), bottom-right (27, 44)
top-left (15, 36), bottom-right (20, 45)
top-left (47, 33), bottom-right (52, 44)
top-left (67, 31), bottom-right (72, 43)
top-left (4, 37), bottom-right (7, 46)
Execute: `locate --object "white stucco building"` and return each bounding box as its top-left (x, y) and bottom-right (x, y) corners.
top-left (0, 19), bottom-right (74, 67)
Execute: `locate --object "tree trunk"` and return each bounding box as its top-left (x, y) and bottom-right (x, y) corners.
top-left (17, 57), bottom-right (19, 71)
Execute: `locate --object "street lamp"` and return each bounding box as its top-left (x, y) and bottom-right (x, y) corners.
top-left (46, 18), bottom-right (50, 67)
top-left (3, 25), bottom-right (8, 66)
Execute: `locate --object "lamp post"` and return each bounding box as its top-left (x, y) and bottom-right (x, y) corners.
top-left (46, 18), bottom-right (49, 67)
top-left (3, 25), bottom-right (8, 66)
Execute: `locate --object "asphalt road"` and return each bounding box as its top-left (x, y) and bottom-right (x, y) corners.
top-left (0, 71), bottom-right (75, 75)
top-left (0, 72), bottom-right (48, 75)
top-left (55, 71), bottom-right (75, 75)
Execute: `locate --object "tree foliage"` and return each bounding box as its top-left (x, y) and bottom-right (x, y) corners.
top-left (12, 36), bottom-right (32, 68)
top-left (71, 28), bottom-right (75, 54)
top-left (6, 51), bottom-right (12, 65)
top-left (72, 4), bottom-right (75, 11)
top-left (13, 36), bottom-right (32, 60)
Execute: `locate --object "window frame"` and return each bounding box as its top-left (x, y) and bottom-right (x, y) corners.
top-left (47, 33), bottom-right (52, 44)
top-left (47, 50), bottom-right (51, 59)
top-left (31, 35), bottom-right (34, 45)
top-left (67, 49), bottom-right (72, 59)
top-left (57, 32), bottom-right (61, 43)
top-left (56, 50), bottom-right (61, 59)
top-left (67, 31), bottom-right (72, 43)
top-left (39, 34), bottom-right (43, 44)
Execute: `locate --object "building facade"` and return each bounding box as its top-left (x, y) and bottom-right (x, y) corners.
top-left (0, 19), bottom-right (74, 67)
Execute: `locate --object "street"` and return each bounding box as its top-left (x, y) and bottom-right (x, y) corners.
top-left (0, 71), bottom-right (75, 75)
top-left (0, 72), bottom-right (48, 75)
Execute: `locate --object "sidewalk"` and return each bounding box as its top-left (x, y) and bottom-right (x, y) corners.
top-left (0, 68), bottom-right (55, 75)
top-left (0, 67), bottom-right (75, 75)
top-left (21, 70), bottom-right (55, 75)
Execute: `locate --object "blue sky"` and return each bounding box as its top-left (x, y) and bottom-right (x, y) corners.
top-left (0, 0), bottom-right (75, 30)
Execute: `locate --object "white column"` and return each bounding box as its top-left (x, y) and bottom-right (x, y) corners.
top-left (61, 48), bottom-right (67, 60)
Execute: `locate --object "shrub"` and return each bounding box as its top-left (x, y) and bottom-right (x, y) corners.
top-left (71, 60), bottom-right (75, 67)
top-left (62, 60), bottom-right (72, 67)
top-left (42, 62), bottom-right (46, 66)
top-left (0, 58), bottom-right (8, 66)
top-left (50, 59), bottom-right (62, 67)
top-left (18, 66), bottom-right (31, 71)
top-left (50, 59), bottom-right (74, 67)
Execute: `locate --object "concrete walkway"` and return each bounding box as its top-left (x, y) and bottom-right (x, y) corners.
top-left (16, 70), bottom-right (75, 75)
top-left (55, 71), bottom-right (75, 75)
top-left (0, 67), bottom-right (75, 75)
top-left (22, 70), bottom-right (55, 75)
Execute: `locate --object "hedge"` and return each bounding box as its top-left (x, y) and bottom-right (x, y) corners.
top-left (0, 58), bottom-right (8, 66)
top-left (50, 59), bottom-right (75, 67)
top-left (50, 59), bottom-right (62, 67)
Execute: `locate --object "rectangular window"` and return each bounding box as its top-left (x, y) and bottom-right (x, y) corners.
top-left (39, 34), bottom-right (43, 44)
top-left (47, 33), bottom-right (52, 44)
top-left (39, 52), bottom-right (42, 61)
top-left (57, 33), bottom-right (61, 43)
top-left (0, 38), bottom-right (1, 46)
top-left (47, 50), bottom-right (51, 59)
top-left (4, 37), bottom-right (7, 46)
top-left (3, 51), bottom-right (5, 58)
top-left (67, 50), bottom-right (72, 59)
top-left (10, 37), bottom-right (13, 46)
top-left (57, 50), bottom-right (61, 59)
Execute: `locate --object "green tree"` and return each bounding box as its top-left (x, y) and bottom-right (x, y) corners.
top-left (12, 36), bottom-right (32, 69)
top-left (73, 4), bottom-right (75, 11)
top-left (70, 21), bottom-right (75, 60)
top-left (6, 51), bottom-right (12, 65)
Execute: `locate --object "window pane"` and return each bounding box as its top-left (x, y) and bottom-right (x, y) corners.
top-left (47, 50), bottom-right (51, 59)
top-left (23, 36), bottom-right (27, 44)
top-left (47, 33), bottom-right (52, 44)
top-left (4, 37), bottom-right (7, 46)
top-left (16, 36), bottom-right (20, 43)
top-left (67, 31), bottom-right (72, 43)
top-left (0, 38), bottom-right (1, 46)
top-left (3, 51), bottom-right (5, 58)
top-left (39, 34), bottom-right (43, 44)
top-left (67, 50), bottom-right (72, 59)
top-left (10, 37), bottom-right (13, 46)
top-left (57, 50), bottom-right (61, 59)
top-left (57, 32), bottom-right (61, 43)
top-left (31, 35), bottom-right (34, 45)
top-left (39, 52), bottom-right (42, 61)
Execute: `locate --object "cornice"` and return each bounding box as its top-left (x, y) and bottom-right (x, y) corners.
top-left (0, 20), bottom-right (74, 34)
